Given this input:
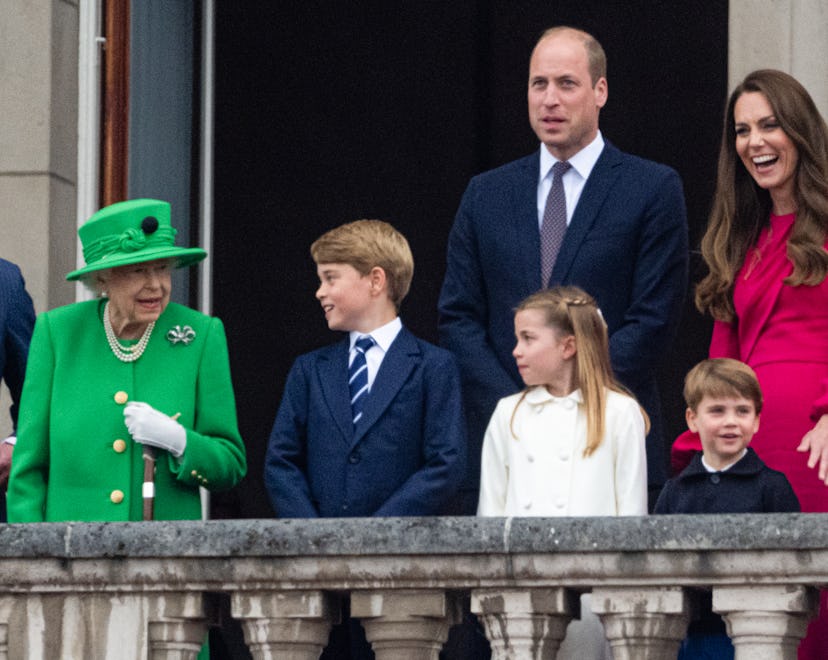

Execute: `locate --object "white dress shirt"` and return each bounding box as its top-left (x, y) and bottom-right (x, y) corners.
top-left (536, 132), bottom-right (605, 228)
top-left (348, 317), bottom-right (402, 391)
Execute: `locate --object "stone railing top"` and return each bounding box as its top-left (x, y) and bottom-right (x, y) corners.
top-left (0, 514), bottom-right (825, 559)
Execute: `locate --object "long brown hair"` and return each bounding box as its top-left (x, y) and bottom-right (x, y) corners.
top-left (510, 286), bottom-right (649, 457)
top-left (696, 69), bottom-right (828, 321)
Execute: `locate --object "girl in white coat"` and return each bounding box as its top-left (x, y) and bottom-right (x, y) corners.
top-left (476, 286), bottom-right (649, 659)
top-left (477, 286), bottom-right (648, 516)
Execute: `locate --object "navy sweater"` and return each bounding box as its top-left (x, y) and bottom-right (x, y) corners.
top-left (654, 447), bottom-right (800, 514)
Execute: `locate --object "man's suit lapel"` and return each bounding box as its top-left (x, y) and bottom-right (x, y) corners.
top-left (515, 153), bottom-right (545, 291)
top-left (351, 327), bottom-right (418, 449)
top-left (317, 339), bottom-right (354, 443)
top-left (552, 143), bottom-right (623, 284)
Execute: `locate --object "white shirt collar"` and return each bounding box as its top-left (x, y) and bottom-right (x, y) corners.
top-left (701, 448), bottom-right (748, 473)
top-left (349, 316), bottom-right (402, 353)
top-left (539, 131), bottom-right (605, 183)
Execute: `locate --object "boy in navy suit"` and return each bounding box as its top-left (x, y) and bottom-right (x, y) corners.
top-left (265, 219), bottom-right (466, 658)
top-left (265, 219), bottom-right (466, 518)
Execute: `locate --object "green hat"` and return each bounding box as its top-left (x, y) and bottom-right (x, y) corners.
top-left (66, 198), bottom-right (207, 281)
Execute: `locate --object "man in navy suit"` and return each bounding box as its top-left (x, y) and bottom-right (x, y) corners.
top-left (0, 259), bottom-right (35, 516)
top-left (439, 26), bottom-right (688, 513)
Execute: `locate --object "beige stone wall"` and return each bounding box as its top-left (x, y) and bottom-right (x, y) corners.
top-left (729, 0), bottom-right (828, 117)
top-left (0, 1), bottom-right (78, 435)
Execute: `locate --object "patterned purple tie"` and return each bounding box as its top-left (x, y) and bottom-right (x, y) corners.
top-left (540, 160), bottom-right (572, 286)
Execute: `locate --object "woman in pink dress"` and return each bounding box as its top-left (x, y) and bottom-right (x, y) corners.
top-left (673, 69), bottom-right (828, 659)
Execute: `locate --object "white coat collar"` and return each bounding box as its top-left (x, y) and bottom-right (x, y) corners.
top-left (523, 386), bottom-right (582, 407)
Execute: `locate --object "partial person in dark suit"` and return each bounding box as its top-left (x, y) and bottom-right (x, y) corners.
top-left (265, 220), bottom-right (466, 658)
top-left (438, 26), bottom-right (688, 514)
top-left (0, 258), bottom-right (36, 518)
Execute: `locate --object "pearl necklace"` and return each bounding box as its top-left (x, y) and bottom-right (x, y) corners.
top-left (103, 300), bottom-right (155, 362)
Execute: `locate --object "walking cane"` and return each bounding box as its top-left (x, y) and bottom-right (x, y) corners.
top-left (141, 445), bottom-right (156, 521)
top-left (142, 412), bottom-right (180, 521)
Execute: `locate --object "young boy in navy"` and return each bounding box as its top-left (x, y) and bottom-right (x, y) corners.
top-left (655, 358), bottom-right (799, 659)
top-left (265, 220), bottom-right (467, 658)
top-left (264, 219), bottom-right (466, 518)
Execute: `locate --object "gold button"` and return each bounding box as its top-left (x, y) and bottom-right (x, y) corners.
top-left (114, 391), bottom-right (128, 405)
top-left (191, 470), bottom-right (198, 477)
top-left (113, 439), bottom-right (127, 453)
top-left (110, 490), bottom-right (124, 504)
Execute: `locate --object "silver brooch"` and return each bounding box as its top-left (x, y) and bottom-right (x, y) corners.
top-left (167, 325), bottom-right (196, 345)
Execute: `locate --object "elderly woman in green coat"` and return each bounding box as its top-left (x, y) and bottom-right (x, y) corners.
top-left (7, 199), bottom-right (246, 522)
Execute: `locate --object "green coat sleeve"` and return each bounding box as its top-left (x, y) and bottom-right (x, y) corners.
top-left (166, 317), bottom-right (247, 491)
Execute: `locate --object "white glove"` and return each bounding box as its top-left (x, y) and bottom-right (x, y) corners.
top-left (124, 402), bottom-right (187, 457)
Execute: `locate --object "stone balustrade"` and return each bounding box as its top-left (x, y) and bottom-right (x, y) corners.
top-left (0, 514), bottom-right (825, 659)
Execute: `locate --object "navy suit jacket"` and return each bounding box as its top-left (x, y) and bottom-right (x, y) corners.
top-left (0, 259), bottom-right (35, 430)
top-left (264, 326), bottom-right (467, 517)
top-left (438, 142), bottom-right (688, 494)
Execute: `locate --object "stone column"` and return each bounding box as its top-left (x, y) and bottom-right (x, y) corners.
top-left (729, 0), bottom-right (828, 117)
top-left (147, 592), bottom-right (208, 660)
top-left (352, 589), bottom-right (459, 660)
top-left (0, 597), bottom-right (12, 660)
top-left (714, 585), bottom-right (817, 660)
top-left (471, 588), bottom-right (576, 660)
top-left (590, 587), bottom-right (689, 660)
top-left (231, 590), bottom-right (337, 660)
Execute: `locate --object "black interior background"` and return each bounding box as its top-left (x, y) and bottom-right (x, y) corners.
top-left (212, 1), bottom-right (728, 518)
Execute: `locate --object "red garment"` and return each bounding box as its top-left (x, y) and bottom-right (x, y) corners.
top-left (671, 214), bottom-right (828, 659)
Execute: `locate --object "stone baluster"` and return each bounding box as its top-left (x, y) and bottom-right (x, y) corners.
top-left (714, 585), bottom-right (817, 660)
top-left (147, 592), bottom-right (208, 660)
top-left (590, 586), bottom-right (689, 660)
top-left (352, 589), bottom-right (460, 660)
top-left (231, 590), bottom-right (337, 660)
top-left (0, 597), bottom-right (11, 660)
top-left (471, 587), bottom-right (576, 659)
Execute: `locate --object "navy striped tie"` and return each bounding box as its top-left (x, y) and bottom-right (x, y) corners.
top-left (349, 336), bottom-right (374, 425)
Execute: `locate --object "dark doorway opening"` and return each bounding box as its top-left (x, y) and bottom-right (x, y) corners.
top-left (213, 1), bottom-right (727, 519)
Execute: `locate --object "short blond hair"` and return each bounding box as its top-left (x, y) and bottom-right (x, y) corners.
top-left (310, 219), bottom-right (414, 308)
top-left (684, 358), bottom-right (763, 414)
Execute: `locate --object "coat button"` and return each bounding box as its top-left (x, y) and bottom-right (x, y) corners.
top-left (191, 470), bottom-right (198, 477)
top-left (711, 474), bottom-right (721, 484)
top-left (114, 391), bottom-right (128, 405)
top-left (348, 451), bottom-right (361, 464)
top-left (110, 490), bottom-right (124, 504)
top-left (113, 439), bottom-right (127, 453)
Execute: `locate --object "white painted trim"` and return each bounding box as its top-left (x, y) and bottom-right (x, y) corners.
top-left (199, 0), bottom-right (216, 522)
top-left (198, 0), bottom-right (215, 317)
top-left (76, 0), bottom-right (103, 302)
